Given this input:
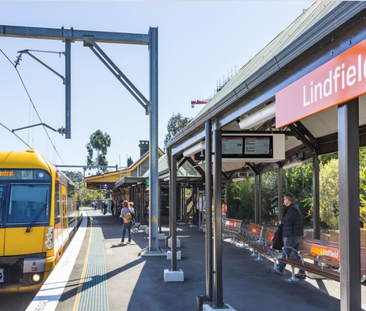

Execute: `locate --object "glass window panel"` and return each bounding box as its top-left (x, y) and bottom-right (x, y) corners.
top-left (7, 184), bottom-right (51, 225)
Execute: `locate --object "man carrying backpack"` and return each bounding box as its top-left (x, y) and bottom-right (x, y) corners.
top-left (119, 201), bottom-right (133, 245)
top-left (269, 192), bottom-right (306, 279)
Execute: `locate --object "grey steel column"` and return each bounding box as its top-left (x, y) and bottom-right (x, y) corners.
top-left (258, 173), bottom-right (262, 225)
top-left (213, 126), bottom-right (224, 308)
top-left (312, 155), bottom-right (320, 239)
top-left (65, 40), bottom-right (71, 139)
top-left (170, 153), bottom-right (178, 270)
top-left (254, 174), bottom-right (259, 224)
top-left (148, 27), bottom-right (159, 251)
top-left (338, 98), bottom-right (360, 311)
top-left (158, 179), bottom-right (162, 233)
top-left (225, 180), bottom-right (229, 204)
top-left (205, 120), bottom-right (213, 300)
top-left (278, 164), bottom-right (283, 220)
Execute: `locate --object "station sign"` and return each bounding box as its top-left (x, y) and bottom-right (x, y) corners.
top-left (276, 38), bottom-right (366, 128)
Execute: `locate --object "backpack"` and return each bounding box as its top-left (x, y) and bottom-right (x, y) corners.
top-left (123, 208), bottom-right (132, 224)
top-left (272, 224), bottom-right (284, 250)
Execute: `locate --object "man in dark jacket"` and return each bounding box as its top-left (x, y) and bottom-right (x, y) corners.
top-left (270, 192), bottom-right (306, 278)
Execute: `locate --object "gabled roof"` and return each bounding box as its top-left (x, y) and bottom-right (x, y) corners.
top-left (85, 148), bottom-right (165, 189)
top-left (127, 148), bottom-right (165, 172)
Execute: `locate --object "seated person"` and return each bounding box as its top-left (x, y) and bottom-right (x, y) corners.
top-left (23, 206), bottom-right (35, 220)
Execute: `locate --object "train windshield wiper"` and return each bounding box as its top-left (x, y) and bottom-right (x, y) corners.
top-left (26, 192), bottom-right (48, 233)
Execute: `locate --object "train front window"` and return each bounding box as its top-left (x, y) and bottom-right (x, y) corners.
top-left (7, 184), bottom-right (51, 225)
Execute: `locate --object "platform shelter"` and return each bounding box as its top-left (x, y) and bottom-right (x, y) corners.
top-left (165, 2), bottom-right (366, 310)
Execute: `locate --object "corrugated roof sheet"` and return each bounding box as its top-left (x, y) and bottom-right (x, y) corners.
top-left (301, 94), bottom-right (366, 138)
top-left (193, 1), bottom-right (341, 120)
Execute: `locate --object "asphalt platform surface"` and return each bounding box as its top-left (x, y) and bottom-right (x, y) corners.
top-left (52, 207), bottom-right (366, 311)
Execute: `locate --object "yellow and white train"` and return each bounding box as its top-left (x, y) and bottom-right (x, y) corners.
top-left (0, 150), bottom-right (81, 293)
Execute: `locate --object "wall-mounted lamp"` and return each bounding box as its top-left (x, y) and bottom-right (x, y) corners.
top-left (238, 104), bottom-right (276, 129)
top-left (183, 141), bottom-right (205, 157)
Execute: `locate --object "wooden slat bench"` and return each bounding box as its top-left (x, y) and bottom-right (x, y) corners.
top-left (222, 218), bottom-right (242, 244)
top-left (278, 237), bottom-right (366, 282)
top-left (239, 223), bottom-right (268, 261)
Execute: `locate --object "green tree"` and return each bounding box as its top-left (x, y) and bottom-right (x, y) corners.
top-left (127, 156), bottom-right (133, 167)
top-left (319, 159), bottom-right (339, 230)
top-left (86, 130), bottom-right (111, 173)
top-left (164, 113), bottom-right (192, 150)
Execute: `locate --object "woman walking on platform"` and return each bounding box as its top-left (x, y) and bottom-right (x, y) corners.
top-left (119, 201), bottom-right (133, 245)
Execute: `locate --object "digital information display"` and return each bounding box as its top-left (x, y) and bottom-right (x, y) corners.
top-left (222, 137), bottom-right (243, 155)
top-left (222, 136), bottom-right (273, 158)
top-left (244, 137), bottom-right (270, 155)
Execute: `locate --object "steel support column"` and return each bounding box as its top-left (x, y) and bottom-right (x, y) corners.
top-left (338, 98), bottom-right (361, 311)
top-left (278, 164), bottom-right (283, 220)
top-left (158, 179), bottom-right (162, 233)
top-left (170, 153), bottom-right (178, 271)
top-left (65, 40), bottom-right (71, 139)
top-left (254, 174), bottom-right (259, 224)
top-left (213, 126), bottom-right (224, 308)
top-left (148, 27), bottom-right (159, 252)
top-left (205, 120), bottom-right (213, 301)
top-left (258, 173), bottom-right (262, 225)
top-left (312, 155), bottom-right (320, 239)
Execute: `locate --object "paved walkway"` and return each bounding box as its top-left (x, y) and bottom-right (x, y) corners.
top-left (38, 207), bottom-right (366, 310)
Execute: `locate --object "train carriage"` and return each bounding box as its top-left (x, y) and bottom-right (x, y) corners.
top-left (0, 150), bottom-right (81, 293)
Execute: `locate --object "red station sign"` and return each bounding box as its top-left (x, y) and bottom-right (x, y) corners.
top-left (276, 38), bottom-right (366, 128)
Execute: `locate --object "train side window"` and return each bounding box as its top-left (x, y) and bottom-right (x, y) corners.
top-left (54, 180), bottom-right (60, 225)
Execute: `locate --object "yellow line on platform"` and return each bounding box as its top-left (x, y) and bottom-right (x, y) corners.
top-left (72, 211), bottom-right (93, 311)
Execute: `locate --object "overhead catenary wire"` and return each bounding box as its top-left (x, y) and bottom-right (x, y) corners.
top-left (0, 48), bottom-right (64, 164)
top-left (0, 122), bottom-right (32, 149)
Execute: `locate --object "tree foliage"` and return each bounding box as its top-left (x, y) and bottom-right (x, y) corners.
top-left (319, 159), bottom-right (339, 230)
top-left (164, 113), bottom-right (192, 149)
top-left (127, 156), bottom-right (133, 167)
top-left (86, 130), bottom-right (111, 173)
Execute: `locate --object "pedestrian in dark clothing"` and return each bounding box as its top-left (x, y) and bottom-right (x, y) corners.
top-left (270, 192), bottom-right (306, 278)
top-left (102, 200), bottom-right (108, 215)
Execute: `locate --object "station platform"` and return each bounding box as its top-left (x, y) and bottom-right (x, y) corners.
top-left (26, 207), bottom-right (366, 311)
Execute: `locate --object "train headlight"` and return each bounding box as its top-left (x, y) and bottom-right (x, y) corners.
top-left (32, 274), bottom-right (41, 283)
top-left (45, 240), bottom-right (53, 250)
top-left (29, 273), bottom-right (43, 284)
top-left (45, 227), bottom-right (54, 250)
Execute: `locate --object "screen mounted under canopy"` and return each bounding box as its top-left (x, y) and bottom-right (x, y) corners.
top-left (222, 136), bottom-right (273, 158)
top-left (192, 134), bottom-right (285, 162)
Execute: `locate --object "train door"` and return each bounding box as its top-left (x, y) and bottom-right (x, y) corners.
top-left (0, 185), bottom-right (6, 256)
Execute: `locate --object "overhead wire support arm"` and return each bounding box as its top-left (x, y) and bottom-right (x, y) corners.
top-left (16, 50), bottom-right (66, 83)
top-left (12, 123), bottom-right (65, 135)
top-left (83, 36), bottom-right (151, 113)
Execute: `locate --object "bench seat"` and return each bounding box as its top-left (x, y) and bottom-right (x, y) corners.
top-left (278, 258), bottom-right (340, 281)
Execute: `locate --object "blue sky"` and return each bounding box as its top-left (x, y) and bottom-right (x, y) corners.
top-left (0, 1), bottom-right (314, 174)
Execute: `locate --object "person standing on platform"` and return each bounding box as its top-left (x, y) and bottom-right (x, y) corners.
top-left (119, 200), bottom-right (128, 225)
top-left (269, 192), bottom-right (306, 278)
top-left (195, 199), bottom-right (200, 225)
top-left (119, 201), bottom-right (133, 245)
top-left (102, 200), bottom-right (108, 215)
top-left (222, 201), bottom-right (227, 219)
top-left (128, 201), bottom-right (136, 225)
